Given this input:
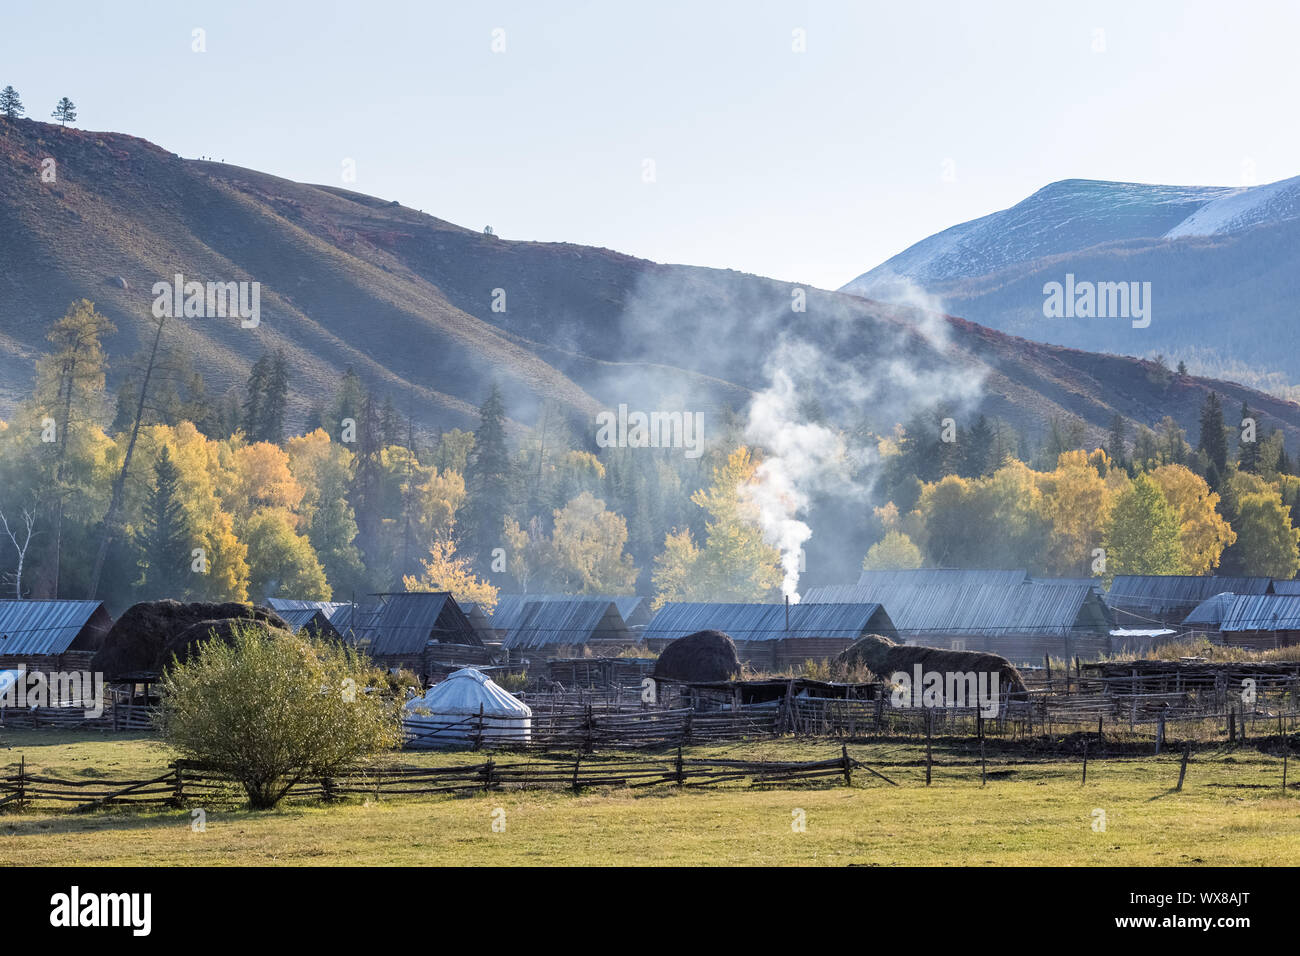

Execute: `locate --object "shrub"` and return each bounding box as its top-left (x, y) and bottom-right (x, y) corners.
top-left (157, 621), bottom-right (403, 809)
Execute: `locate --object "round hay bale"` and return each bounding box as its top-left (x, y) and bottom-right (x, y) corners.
top-left (91, 600), bottom-right (290, 678)
top-left (653, 630), bottom-right (741, 683)
top-left (838, 633), bottom-right (1027, 696)
top-left (164, 617), bottom-right (295, 668)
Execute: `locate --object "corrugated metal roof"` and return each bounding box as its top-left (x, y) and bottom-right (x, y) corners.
top-left (1220, 594), bottom-right (1300, 632)
top-left (502, 598), bottom-right (630, 650)
top-left (856, 568), bottom-right (1029, 589)
top-left (275, 607), bottom-right (343, 639)
top-left (1032, 577), bottom-right (1105, 592)
top-left (1107, 575), bottom-right (1274, 611)
top-left (1271, 580), bottom-right (1300, 596)
top-left (330, 603), bottom-right (380, 644)
top-left (490, 594), bottom-right (649, 632)
top-left (266, 598), bottom-right (348, 618)
top-left (0, 600), bottom-right (111, 656)
top-left (1183, 592), bottom-right (1239, 627)
top-left (644, 602), bottom-right (895, 644)
top-left (803, 582), bottom-right (1110, 637)
top-left (369, 593), bottom-right (480, 655)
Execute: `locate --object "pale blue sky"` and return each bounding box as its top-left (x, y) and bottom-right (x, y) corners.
top-left (3, 0), bottom-right (1295, 289)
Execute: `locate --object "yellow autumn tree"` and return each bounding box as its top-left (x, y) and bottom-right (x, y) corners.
top-left (404, 537), bottom-right (498, 612)
top-left (653, 446), bottom-right (781, 606)
top-left (1037, 450), bottom-right (1114, 575)
top-left (1148, 463), bottom-right (1235, 574)
top-left (549, 492), bottom-right (638, 594)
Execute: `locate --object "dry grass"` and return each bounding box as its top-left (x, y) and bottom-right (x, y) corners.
top-left (2, 729), bottom-right (1299, 865)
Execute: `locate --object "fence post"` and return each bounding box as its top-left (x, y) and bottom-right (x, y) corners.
top-left (172, 763), bottom-right (184, 807)
top-left (484, 756), bottom-right (495, 792)
top-left (925, 712), bottom-right (933, 787)
top-left (16, 755), bottom-right (24, 810)
top-left (1176, 743), bottom-right (1190, 791)
top-left (841, 744), bottom-right (852, 787)
top-left (1081, 739), bottom-right (1088, 785)
top-left (472, 703), bottom-right (484, 751)
top-left (675, 745), bottom-right (685, 786)
top-left (1156, 711), bottom-right (1165, 755)
top-left (571, 755), bottom-right (581, 792)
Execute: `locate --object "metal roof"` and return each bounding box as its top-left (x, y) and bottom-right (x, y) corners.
top-left (502, 598), bottom-right (631, 650)
top-left (803, 582), bottom-right (1110, 637)
top-left (856, 568), bottom-right (1029, 589)
top-left (275, 607), bottom-right (344, 639)
top-left (490, 594), bottom-right (649, 632)
top-left (1220, 594), bottom-right (1300, 632)
top-left (266, 598), bottom-right (348, 618)
top-left (1271, 580), bottom-right (1300, 596)
top-left (330, 603), bottom-right (381, 644)
top-left (368, 593), bottom-right (480, 655)
top-left (1106, 575), bottom-right (1274, 611)
top-left (643, 601), bottom-right (896, 644)
top-left (1183, 592), bottom-right (1239, 627)
top-left (0, 600), bottom-right (112, 656)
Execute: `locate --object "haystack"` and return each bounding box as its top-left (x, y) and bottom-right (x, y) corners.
top-left (91, 600), bottom-right (290, 678)
top-left (653, 630), bottom-right (741, 682)
top-left (838, 633), bottom-right (1027, 696)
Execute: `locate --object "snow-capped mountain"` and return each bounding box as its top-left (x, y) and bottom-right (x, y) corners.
top-left (842, 176), bottom-right (1300, 388)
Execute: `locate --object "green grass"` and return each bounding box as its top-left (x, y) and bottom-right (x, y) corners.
top-left (1, 729), bottom-right (1298, 866)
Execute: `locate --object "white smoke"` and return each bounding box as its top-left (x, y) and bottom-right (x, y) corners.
top-left (743, 278), bottom-right (984, 602)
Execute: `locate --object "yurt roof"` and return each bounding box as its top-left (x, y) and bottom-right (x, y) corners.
top-left (406, 667), bottom-right (531, 717)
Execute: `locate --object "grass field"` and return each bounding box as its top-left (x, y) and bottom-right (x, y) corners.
top-left (2, 729), bottom-right (1298, 866)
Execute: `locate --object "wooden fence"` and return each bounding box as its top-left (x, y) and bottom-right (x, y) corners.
top-left (0, 748), bottom-right (862, 812)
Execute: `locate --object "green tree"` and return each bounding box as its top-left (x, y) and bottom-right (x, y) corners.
top-left (1234, 490), bottom-right (1300, 578)
top-left (35, 300), bottom-right (115, 596)
top-left (158, 622), bottom-right (402, 809)
top-left (50, 97), bottom-right (76, 126)
top-left (135, 446), bottom-right (192, 599)
top-left (1105, 413), bottom-right (1128, 470)
top-left (0, 86), bottom-right (23, 119)
top-left (1198, 392), bottom-right (1228, 482)
top-left (243, 508), bottom-right (331, 600)
top-left (862, 530), bottom-right (923, 570)
top-left (462, 383), bottom-right (515, 572)
top-left (1103, 473), bottom-right (1187, 579)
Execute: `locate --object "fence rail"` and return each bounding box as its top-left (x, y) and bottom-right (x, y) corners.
top-left (0, 748), bottom-right (861, 811)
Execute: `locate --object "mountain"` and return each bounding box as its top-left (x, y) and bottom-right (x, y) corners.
top-left (2, 118), bottom-right (1300, 455)
top-left (842, 177), bottom-right (1300, 390)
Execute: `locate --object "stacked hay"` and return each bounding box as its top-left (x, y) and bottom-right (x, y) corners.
top-left (838, 634), bottom-right (1027, 696)
top-left (653, 630), bottom-right (741, 682)
top-left (91, 601), bottom-right (291, 678)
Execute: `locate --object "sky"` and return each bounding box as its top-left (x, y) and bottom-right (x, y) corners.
top-left (2, 0), bottom-right (1296, 290)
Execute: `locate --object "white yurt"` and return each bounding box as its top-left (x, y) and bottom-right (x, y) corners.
top-left (403, 667), bottom-right (532, 749)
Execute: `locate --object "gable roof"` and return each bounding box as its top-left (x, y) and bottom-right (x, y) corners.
top-left (1183, 592), bottom-right (1239, 627)
top-left (275, 607), bottom-right (344, 640)
top-left (1106, 575), bottom-right (1274, 613)
top-left (0, 600), bottom-right (112, 656)
top-left (490, 594), bottom-right (650, 632)
top-left (643, 601), bottom-right (896, 645)
top-left (266, 598), bottom-right (348, 618)
top-left (857, 568), bottom-right (1029, 589)
top-left (1220, 594), bottom-right (1300, 632)
top-left (368, 593), bottom-right (480, 655)
top-left (803, 582), bottom-right (1109, 637)
top-left (502, 599), bottom-right (631, 650)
